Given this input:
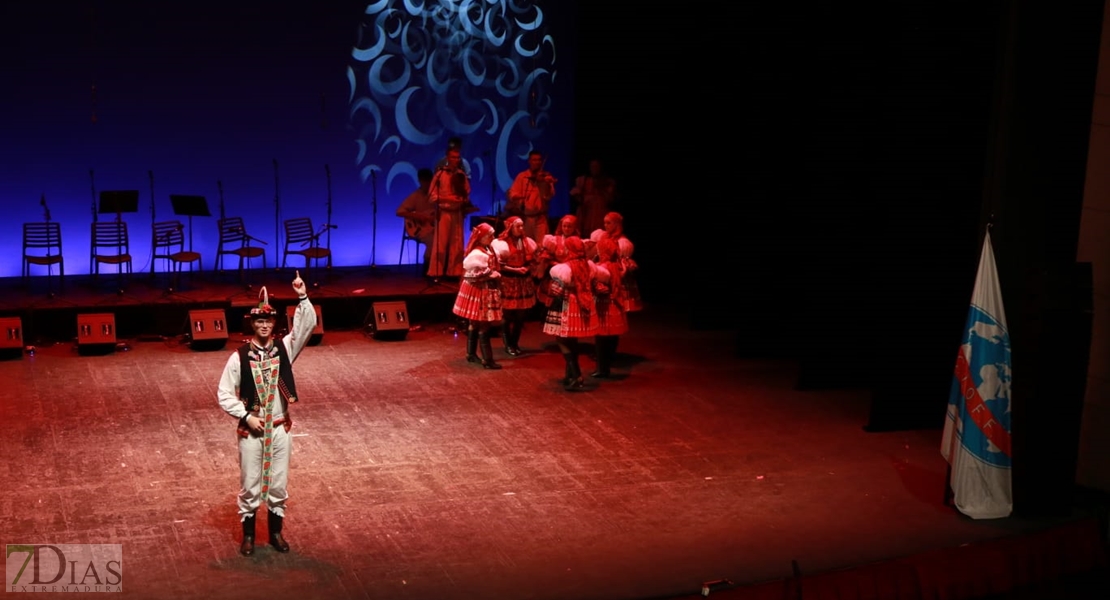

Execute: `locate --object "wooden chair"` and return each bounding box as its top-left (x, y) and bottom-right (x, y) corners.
top-left (152, 220), bottom-right (202, 283)
top-left (90, 221), bottom-right (133, 276)
top-left (214, 217), bottom-right (267, 276)
top-left (281, 217), bottom-right (332, 270)
top-left (22, 222), bottom-right (64, 288)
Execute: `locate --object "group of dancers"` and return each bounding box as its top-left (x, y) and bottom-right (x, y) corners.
top-left (395, 139), bottom-right (633, 390)
top-left (221, 146), bottom-right (628, 558)
top-left (452, 211), bottom-right (639, 390)
top-left (217, 208), bottom-right (641, 558)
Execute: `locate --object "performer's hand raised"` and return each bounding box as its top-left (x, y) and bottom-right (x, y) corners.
top-left (292, 270), bottom-right (307, 296)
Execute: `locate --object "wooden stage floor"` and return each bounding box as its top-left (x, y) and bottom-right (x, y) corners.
top-left (1, 268), bottom-right (1107, 599)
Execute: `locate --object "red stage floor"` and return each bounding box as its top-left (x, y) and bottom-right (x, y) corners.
top-left (1, 270), bottom-right (1107, 599)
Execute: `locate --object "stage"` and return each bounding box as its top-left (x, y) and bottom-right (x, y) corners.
top-left (1, 268), bottom-right (1107, 599)
top-left (0, 265), bottom-right (458, 346)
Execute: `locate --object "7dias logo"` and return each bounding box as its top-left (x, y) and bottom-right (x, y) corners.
top-left (6, 544), bottom-right (122, 593)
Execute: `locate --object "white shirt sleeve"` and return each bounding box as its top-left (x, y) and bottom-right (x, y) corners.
top-left (618, 237), bottom-right (634, 259)
top-left (549, 262), bottom-right (571, 283)
top-left (462, 249), bottom-right (491, 272)
top-left (489, 239), bottom-right (510, 261)
top-left (595, 264), bottom-right (611, 285)
top-left (283, 297), bottom-right (317, 362)
top-left (217, 351), bottom-right (245, 420)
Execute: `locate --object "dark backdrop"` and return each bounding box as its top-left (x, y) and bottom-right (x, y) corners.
top-left (3, 1), bottom-right (1101, 473)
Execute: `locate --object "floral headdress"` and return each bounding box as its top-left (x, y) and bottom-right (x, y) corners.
top-left (250, 286), bottom-right (277, 318)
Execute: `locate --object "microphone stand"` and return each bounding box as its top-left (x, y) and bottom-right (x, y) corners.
top-left (42, 194), bottom-right (57, 296)
top-left (488, 149), bottom-right (501, 218)
top-left (304, 223), bottom-right (343, 297)
top-left (325, 164), bottom-right (333, 256)
top-left (148, 170), bottom-right (157, 279)
top-left (362, 169), bottom-right (386, 276)
top-left (36, 195), bottom-right (72, 304)
top-left (24, 195), bottom-right (75, 320)
top-left (312, 165), bottom-right (340, 290)
top-left (218, 180), bottom-right (226, 221)
top-left (89, 169), bottom-right (98, 223)
top-left (156, 223), bottom-right (197, 303)
top-left (273, 158), bottom-right (281, 271)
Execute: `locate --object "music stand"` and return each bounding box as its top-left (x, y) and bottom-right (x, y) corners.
top-left (99, 190), bottom-right (139, 220)
top-left (157, 194), bottom-right (211, 298)
top-left (170, 194), bottom-right (211, 253)
top-left (95, 190), bottom-right (139, 299)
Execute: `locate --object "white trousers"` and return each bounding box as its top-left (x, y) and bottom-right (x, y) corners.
top-left (237, 425), bottom-right (291, 519)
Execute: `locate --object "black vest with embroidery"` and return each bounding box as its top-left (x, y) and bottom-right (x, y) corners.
top-left (237, 341), bottom-right (299, 413)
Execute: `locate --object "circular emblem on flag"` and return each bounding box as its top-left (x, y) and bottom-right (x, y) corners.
top-left (953, 305), bottom-right (1012, 468)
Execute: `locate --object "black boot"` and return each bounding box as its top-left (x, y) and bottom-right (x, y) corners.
top-left (268, 510), bottom-right (290, 553)
top-left (564, 357), bottom-right (584, 390)
top-left (562, 342), bottom-right (584, 390)
top-left (591, 336), bottom-right (612, 378)
top-left (502, 324), bottom-right (517, 356)
top-left (508, 320), bottom-right (524, 355)
top-left (466, 327), bottom-right (480, 363)
top-left (479, 330), bottom-right (502, 369)
top-left (240, 513), bottom-right (256, 556)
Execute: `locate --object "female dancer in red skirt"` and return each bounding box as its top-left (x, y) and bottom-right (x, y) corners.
top-left (592, 238), bottom-right (628, 378)
top-left (543, 236), bottom-right (599, 390)
top-left (534, 214), bottom-right (581, 307)
top-left (453, 222), bottom-right (503, 369)
top-left (491, 216), bottom-right (537, 356)
top-left (589, 211), bottom-right (641, 312)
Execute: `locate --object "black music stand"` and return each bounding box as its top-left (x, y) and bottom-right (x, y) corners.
top-left (160, 194), bottom-right (211, 298)
top-left (170, 194), bottom-right (211, 253)
top-left (95, 190), bottom-right (139, 299)
top-left (99, 190), bottom-right (139, 220)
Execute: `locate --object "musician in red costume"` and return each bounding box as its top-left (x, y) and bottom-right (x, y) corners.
top-left (428, 147), bottom-right (470, 278)
top-left (507, 150), bottom-right (556, 243)
top-left (570, 158), bottom-right (616, 235)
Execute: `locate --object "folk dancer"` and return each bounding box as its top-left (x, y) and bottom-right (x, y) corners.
top-left (592, 239), bottom-right (628, 378)
top-left (535, 214), bottom-right (580, 308)
top-left (217, 273), bottom-right (317, 556)
top-left (543, 236), bottom-right (599, 390)
top-left (589, 211), bottom-right (641, 312)
top-left (453, 222), bottom-right (504, 369)
top-left (491, 216), bottom-right (538, 356)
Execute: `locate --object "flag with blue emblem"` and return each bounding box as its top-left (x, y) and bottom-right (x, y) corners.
top-left (941, 230), bottom-right (1012, 519)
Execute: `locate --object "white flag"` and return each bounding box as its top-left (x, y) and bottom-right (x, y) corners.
top-left (940, 231), bottom-right (1012, 519)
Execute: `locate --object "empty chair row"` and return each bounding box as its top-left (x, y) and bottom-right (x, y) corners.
top-left (21, 217), bottom-right (333, 285)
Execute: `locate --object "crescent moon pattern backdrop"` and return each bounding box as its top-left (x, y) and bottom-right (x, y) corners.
top-left (0, 1), bottom-right (571, 276)
top-left (348, 0), bottom-right (565, 224)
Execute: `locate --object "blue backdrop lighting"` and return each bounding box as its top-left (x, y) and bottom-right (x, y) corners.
top-left (0, 0), bottom-right (571, 278)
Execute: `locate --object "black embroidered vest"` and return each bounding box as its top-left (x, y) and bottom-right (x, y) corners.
top-left (237, 341), bottom-right (299, 413)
